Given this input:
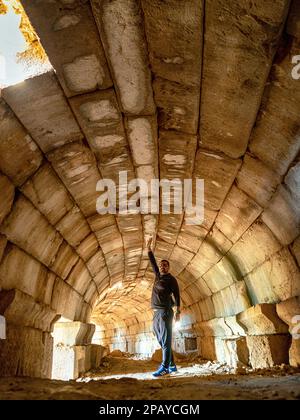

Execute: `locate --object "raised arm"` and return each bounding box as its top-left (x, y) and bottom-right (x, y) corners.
top-left (147, 238), bottom-right (160, 277)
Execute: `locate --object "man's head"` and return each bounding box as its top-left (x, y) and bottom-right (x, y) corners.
top-left (159, 259), bottom-right (170, 274)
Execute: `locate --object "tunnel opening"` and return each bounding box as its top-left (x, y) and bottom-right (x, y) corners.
top-left (0, 0), bottom-right (52, 88)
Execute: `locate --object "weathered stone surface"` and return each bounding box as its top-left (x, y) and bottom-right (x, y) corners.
top-left (229, 222), bottom-right (281, 277)
top-left (53, 322), bottom-right (95, 346)
top-left (215, 186), bottom-right (262, 243)
top-left (246, 335), bottom-right (290, 369)
top-left (204, 257), bottom-right (240, 294)
top-left (245, 248), bottom-right (300, 304)
top-left (1, 196), bottom-right (63, 267)
top-left (0, 325), bottom-right (53, 378)
top-left (237, 155), bottom-right (282, 208)
top-left (153, 78), bottom-right (200, 134)
top-left (0, 175), bottom-right (14, 225)
top-left (47, 142), bottom-right (100, 217)
top-left (187, 242), bottom-right (223, 279)
top-left (76, 234), bottom-right (99, 262)
top-left (276, 296), bottom-right (300, 333)
top-left (194, 151), bottom-right (241, 211)
top-left (50, 242), bottom-right (79, 280)
top-left (249, 37), bottom-right (300, 176)
top-left (21, 164), bottom-right (74, 226)
top-left (262, 186), bottom-right (300, 246)
top-left (2, 72), bottom-right (83, 153)
top-left (213, 282), bottom-right (251, 318)
top-left (22, 0), bottom-right (112, 97)
top-left (237, 304), bottom-right (288, 336)
top-left (200, 0), bottom-right (289, 159)
top-left (92, 0), bottom-right (155, 115)
top-left (0, 245), bottom-right (49, 301)
top-left (170, 246), bottom-right (194, 276)
top-left (51, 278), bottom-right (83, 321)
top-left (0, 100), bottom-right (43, 186)
top-left (66, 260), bottom-right (92, 296)
top-left (56, 207), bottom-right (91, 248)
top-left (0, 289), bottom-right (58, 332)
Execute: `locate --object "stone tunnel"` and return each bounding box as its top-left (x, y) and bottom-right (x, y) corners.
top-left (0, 0), bottom-right (300, 398)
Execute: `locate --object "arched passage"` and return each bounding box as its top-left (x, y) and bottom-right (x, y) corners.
top-left (0, 0), bottom-right (299, 387)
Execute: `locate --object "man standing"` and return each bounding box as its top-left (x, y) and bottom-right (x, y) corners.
top-left (147, 238), bottom-right (181, 377)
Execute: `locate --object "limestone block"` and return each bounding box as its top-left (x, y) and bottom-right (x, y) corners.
top-left (79, 302), bottom-right (92, 324)
top-left (84, 282), bottom-right (98, 306)
top-left (92, 0), bottom-right (155, 115)
top-left (53, 322), bottom-right (95, 346)
top-left (1, 196), bottom-right (63, 267)
top-left (51, 278), bottom-right (83, 321)
top-left (203, 257), bottom-right (240, 294)
top-left (0, 234), bottom-right (7, 264)
top-left (262, 186), bottom-right (300, 246)
top-left (213, 282), bottom-right (251, 318)
top-left (125, 116), bottom-right (158, 167)
top-left (22, 0), bottom-right (112, 97)
top-left (249, 37), bottom-right (300, 176)
top-left (0, 324), bottom-right (53, 378)
top-left (50, 242), bottom-right (79, 280)
top-left (198, 297), bottom-right (215, 322)
top-left (47, 142), bottom-right (101, 217)
top-left (76, 234), bottom-right (99, 262)
top-left (246, 248), bottom-right (300, 304)
top-left (276, 296), bottom-right (300, 333)
top-left (246, 335), bottom-right (290, 369)
top-left (209, 227), bottom-right (233, 254)
top-left (66, 259), bottom-right (92, 295)
top-left (3, 72), bottom-right (83, 153)
top-left (194, 151), bottom-right (241, 211)
top-left (199, 336), bottom-right (217, 361)
top-left (87, 251), bottom-right (107, 277)
top-left (177, 231), bottom-right (205, 254)
top-left (56, 206), bottom-right (91, 248)
top-left (200, 0), bottom-right (289, 158)
top-left (21, 163), bottom-right (74, 225)
top-left (0, 289), bottom-right (58, 332)
top-left (229, 222), bottom-right (281, 277)
top-left (237, 304), bottom-right (289, 336)
top-left (187, 242), bottom-right (223, 279)
top-left (0, 99), bottom-right (43, 186)
top-left (0, 245), bottom-right (48, 301)
top-left (197, 318), bottom-right (233, 338)
top-left (153, 77), bottom-right (200, 134)
top-left (215, 186), bottom-right (262, 243)
top-left (224, 316), bottom-right (246, 337)
top-left (237, 155), bottom-right (282, 208)
top-left (0, 315), bottom-right (6, 339)
top-left (222, 338), bottom-right (249, 367)
top-left (170, 245), bottom-right (194, 276)
top-left (141, 0), bottom-right (203, 87)
top-left (94, 224), bottom-right (123, 254)
top-left (90, 344), bottom-right (107, 369)
top-left (0, 175), bottom-right (14, 225)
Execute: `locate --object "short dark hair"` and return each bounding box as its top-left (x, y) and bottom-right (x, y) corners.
top-left (161, 259), bottom-right (170, 266)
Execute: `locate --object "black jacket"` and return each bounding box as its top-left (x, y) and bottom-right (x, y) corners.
top-left (148, 250), bottom-right (180, 310)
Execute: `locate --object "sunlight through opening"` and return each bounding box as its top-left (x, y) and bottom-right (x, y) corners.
top-left (0, 0), bottom-right (52, 88)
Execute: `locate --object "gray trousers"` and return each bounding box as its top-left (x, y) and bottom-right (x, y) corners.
top-left (153, 308), bottom-right (174, 368)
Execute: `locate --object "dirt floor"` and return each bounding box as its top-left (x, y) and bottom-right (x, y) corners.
top-left (0, 355), bottom-right (300, 400)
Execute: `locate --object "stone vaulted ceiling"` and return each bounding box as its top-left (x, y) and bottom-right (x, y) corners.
top-left (0, 0), bottom-right (299, 347)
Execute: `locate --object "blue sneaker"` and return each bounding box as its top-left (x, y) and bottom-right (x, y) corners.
top-left (168, 364), bottom-right (178, 373)
top-left (152, 365), bottom-right (169, 377)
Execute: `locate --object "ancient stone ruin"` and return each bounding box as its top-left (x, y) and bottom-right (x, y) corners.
top-left (0, 0), bottom-right (299, 396)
